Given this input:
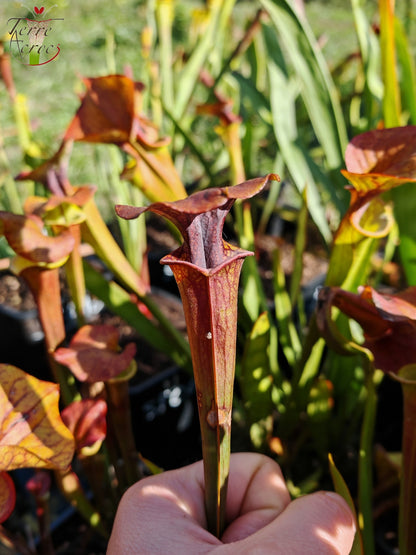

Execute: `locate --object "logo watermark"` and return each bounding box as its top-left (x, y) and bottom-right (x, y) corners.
top-left (7, 5), bottom-right (63, 66)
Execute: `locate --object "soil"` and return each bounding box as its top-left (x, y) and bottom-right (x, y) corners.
top-left (0, 272), bottom-right (37, 311)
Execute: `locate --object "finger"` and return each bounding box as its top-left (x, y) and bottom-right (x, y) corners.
top-left (107, 460), bottom-right (219, 554)
top-left (219, 491), bottom-right (356, 555)
top-left (107, 453), bottom-right (291, 553)
top-left (222, 453), bottom-right (291, 542)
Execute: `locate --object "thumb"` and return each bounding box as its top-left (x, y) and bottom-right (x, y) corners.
top-left (221, 491), bottom-right (356, 554)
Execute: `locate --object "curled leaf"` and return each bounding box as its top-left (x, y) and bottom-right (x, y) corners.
top-left (340, 126), bottom-right (416, 236)
top-left (349, 198), bottom-right (394, 238)
top-left (318, 286), bottom-right (416, 375)
top-left (54, 325), bottom-right (137, 383)
top-left (24, 186), bottom-right (96, 227)
top-left (344, 125), bottom-right (416, 178)
top-left (327, 126), bottom-right (416, 286)
top-left (64, 74), bottom-right (187, 202)
top-left (0, 364), bottom-right (75, 471)
top-left (116, 174), bottom-right (279, 266)
top-left (0, 211), bottom-right (75, 266)
top-left (65, 75), bottom-right (136, 144)
top-left (61, 399), bottom-right (107, 454)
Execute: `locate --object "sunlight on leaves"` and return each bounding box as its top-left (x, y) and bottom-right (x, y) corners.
top-left (0, 364), bottom-right (74, 472)
top-left (54, 325), bottom-right (137, 383)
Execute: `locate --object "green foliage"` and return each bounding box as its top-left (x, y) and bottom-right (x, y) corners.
top-left (1, 0), bottom-right (416, 551)
top-left (240, 312), bottom-right (274, 448)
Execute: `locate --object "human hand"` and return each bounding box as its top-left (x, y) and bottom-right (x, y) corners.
top-left (107, 452), bottom-right (356, 554)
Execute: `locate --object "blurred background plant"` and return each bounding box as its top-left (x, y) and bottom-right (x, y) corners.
top-left (1, 0), bottom-right (416, 553)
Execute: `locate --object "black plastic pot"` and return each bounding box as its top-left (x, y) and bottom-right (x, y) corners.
top-left (0, 303), bottom-right (48, 377)
top-left (129, 365), bottom-right (201, 470)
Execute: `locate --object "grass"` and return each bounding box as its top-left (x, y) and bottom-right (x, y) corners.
top-left (0, 0), bottom-right (411, 209)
